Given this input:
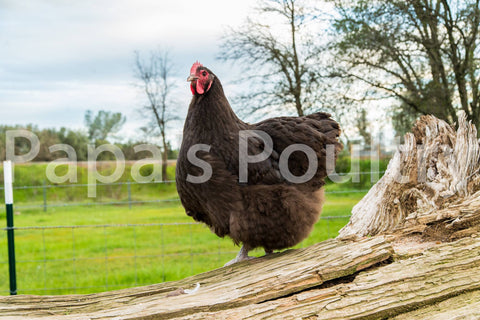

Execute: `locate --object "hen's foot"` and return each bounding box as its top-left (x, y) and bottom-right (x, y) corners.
top-left (224, 245), bottom-right (254, 266)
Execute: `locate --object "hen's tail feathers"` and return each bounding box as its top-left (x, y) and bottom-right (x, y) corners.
top-left (306, 112), bottom-right (343, 153)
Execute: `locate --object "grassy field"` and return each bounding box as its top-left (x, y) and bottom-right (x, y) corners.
top-left (0, 192), bottom-right (365, 295)
top-left (0, 162), bottom-right (378, 295)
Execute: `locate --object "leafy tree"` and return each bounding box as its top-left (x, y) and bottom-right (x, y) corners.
top-left (165, 141), bottom-right (178, 159)
top-left (356, 108), bottom-right (372, 147)
top-left (0, 124), bottom-right (38, 161)
top-left (390, 103), bottom-right (423, 139)
top-left (328, 0), bottom-right (480, 128)
top-left (57, 127), bottom-right (90, 161)
top-left (36, 128), bottom-right (61, 161)
top-left (84, 110), bottom-right (126, 142)
top-left (0, 125), bottom-right (91, 162)
top-left (0, 124), bottom-right (176, 162)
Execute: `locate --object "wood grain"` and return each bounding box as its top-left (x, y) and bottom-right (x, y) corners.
top-left (339, 112), bottom-right (480, 241)
top-left (2, 236), bottom-right (479, 319)
top-left (0, 237), bottom-right (392, 319)
top-left (175, 237), bottom-right (480, 320)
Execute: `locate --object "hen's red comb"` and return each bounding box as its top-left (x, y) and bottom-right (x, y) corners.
top-left (190, 61), bottom-right (203, 75)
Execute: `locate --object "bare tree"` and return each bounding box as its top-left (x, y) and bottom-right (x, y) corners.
top-left (328, 0), bottom-right (480, 129)
top-left (134, 50), bottom-right (178, 181)
top-left (218, 0), bottom-right (326, 117)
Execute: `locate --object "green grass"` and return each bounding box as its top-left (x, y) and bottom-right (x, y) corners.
top-left (0, 163), bottom-right (178, 204)
top-left (0, 191), bottom-right (365, 295)
top-left (0, 161), bottom-right (374, 295)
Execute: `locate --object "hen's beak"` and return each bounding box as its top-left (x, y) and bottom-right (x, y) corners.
top-left (187, 74), bottom-right (198, 82)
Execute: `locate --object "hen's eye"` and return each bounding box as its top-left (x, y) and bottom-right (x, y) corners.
top-left (202, 71), bottom-right (207, 77)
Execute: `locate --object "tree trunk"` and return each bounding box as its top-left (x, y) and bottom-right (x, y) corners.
top-left (161, 129), bottom-right (168, 182)
top-left (339, 111), bottom-right (480, 239)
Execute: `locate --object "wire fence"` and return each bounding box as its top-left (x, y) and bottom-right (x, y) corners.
top-left (0, 216), bottom-right (351, 295)
top-left (1, 222), bottom-right (222, 294)
top-left (0, 175), bottom-right (376, 295)
top-left (0, 180), bottom-right (180, 211)
top-left (0, 173), bottom-right (382, 210)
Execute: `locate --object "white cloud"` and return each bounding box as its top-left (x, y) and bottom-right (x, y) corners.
top-left (0, 79), bottom-right (135, 127)
top-left (0, 0), bottom-right (256, 141)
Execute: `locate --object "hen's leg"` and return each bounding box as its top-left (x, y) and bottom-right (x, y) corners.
top-left (224, 245), bottom-right (254, 266)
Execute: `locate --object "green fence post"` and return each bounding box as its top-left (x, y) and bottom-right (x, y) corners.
top-left (4, 160), bottom-right (17, 295)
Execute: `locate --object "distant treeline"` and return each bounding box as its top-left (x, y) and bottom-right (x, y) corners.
top-left (0, 125), bottom-right (178, 162)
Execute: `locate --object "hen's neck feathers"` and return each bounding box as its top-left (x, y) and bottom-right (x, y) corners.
top-left (185, 77), bottom-right (246, 138)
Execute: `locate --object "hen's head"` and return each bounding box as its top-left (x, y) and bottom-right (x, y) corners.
top-left (187, 61), bottom-right (214, 95)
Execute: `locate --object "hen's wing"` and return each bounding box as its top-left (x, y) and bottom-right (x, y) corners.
top-left (236, 112), bottom-right (341, 187)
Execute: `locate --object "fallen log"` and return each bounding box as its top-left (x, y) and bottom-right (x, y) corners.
top-left (187, 236), bottom-right (480, 320)
top-left (339, 111), bottom-right (480, 240)
top-left (1, 235), bottom-right (480, 319)
top-left (0, 237), bottom-right (393, 319)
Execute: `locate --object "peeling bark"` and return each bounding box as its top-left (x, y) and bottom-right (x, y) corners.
top-left (339, 112), bottom-right (480, 239)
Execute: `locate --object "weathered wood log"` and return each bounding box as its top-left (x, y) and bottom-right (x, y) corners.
top-left (391, 290), bottom-right (480, 320)
top-left (0, 237), bottom-right (392, 319)
top-left (187, 237), bottom-right (480, 320)
top-left (339, 112), bottom-right (480, 239)
top-left (1, 235), bottom-right (480, 319)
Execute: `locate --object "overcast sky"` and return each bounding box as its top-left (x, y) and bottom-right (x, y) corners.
top-left (0, 0), bottom-right (258, 143)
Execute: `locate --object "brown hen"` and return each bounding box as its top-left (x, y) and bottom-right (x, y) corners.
top-left (176, 62), bottom-right (342, 265)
